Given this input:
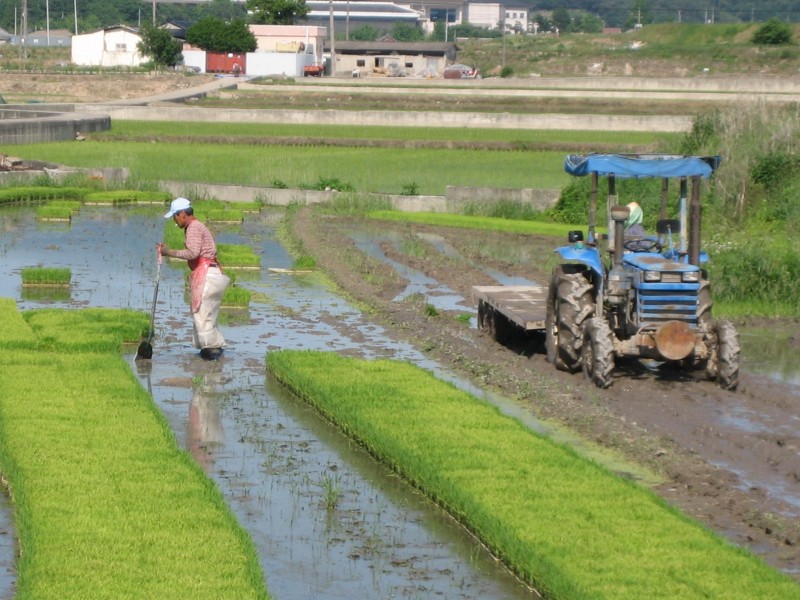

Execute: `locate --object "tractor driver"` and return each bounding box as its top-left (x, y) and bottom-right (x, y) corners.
top-left (624, 202), bottom-right (647, 237)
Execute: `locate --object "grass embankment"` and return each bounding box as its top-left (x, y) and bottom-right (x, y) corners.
top-left (267, 350), bottom-right (798, 599)
top-left (0, 298), bottom-right (269, 599)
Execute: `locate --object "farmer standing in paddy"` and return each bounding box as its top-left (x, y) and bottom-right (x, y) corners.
top-left (158, 197), bottom-right (230, 360)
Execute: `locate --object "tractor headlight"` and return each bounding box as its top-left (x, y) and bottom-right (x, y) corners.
top-left (682, 271), bottom-right (700, 282)
top-left (643, 271), bottom-right (661, 282)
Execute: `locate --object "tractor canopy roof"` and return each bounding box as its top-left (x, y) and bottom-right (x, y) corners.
top-left (564, 154), bottom-right (721, 179)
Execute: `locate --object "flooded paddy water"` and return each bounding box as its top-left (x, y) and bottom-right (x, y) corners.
top-left (0, 203), bottom-right (798, 596)
top-left (0, 204), bottom-right (537, 599)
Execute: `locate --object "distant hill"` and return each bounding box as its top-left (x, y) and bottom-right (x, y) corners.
top-left (518, 1), bottom-right (798, 28)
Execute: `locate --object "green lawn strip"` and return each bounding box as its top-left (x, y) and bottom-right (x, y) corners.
top-left (0, 349), bottom-right (268, 600)
top-left (367, 210), bottom-right (606, 237)
top-left (0, 298), bottom-right (38, 349)
top-left (23, 308), bottom-right (148, 353)
top-left (266, 350), bottom-right (798, 600)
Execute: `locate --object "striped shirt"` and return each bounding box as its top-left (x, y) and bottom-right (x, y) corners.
top-left (173, 219), bottom-right (217, 267)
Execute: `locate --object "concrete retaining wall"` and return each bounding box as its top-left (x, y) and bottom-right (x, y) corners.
top-left (80, 104), bottom-right (692, 133)
top-left (0, 105), bottom-right (111, 144)
top-left (158, 181), bottom-right (560, 212)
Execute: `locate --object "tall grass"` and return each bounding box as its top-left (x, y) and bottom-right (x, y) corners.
top-left (267, 350), bottom-right (798, 599)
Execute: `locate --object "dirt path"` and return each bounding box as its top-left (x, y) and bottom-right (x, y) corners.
top-left (291, 208), bottom-right (800, 580)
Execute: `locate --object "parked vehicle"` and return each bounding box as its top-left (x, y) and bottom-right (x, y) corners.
top-left (443, 64), bottom-right (481, 79)
top-left (475, 153), bottom-right (740, 390)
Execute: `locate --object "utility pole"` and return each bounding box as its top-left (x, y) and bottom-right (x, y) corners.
top-left (74, 0), bottom-right (78, 34)
top-left (152, 0), bottom-right (156, 25)
top-left (328, 0), bottom-right (335, 77)
top-left (21, 0), bottom-right (28, 60)
top-left (345, 0), bottom-right (349, 41)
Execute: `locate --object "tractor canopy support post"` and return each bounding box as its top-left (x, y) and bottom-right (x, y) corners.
top-left (589, 171), bottom-right (598, 243)
top-left (660, 178), bottom-right (669, 221)
top-left (689, 176), bottom-right (702, 266)
top-left (607, 174), bottom-right (617, 251)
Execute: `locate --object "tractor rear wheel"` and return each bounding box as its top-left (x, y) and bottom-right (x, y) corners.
top-left (582, 317), bottom-right (616, 388)
top-left (545, 265), bottom-right (594, 373)
top-left (712, 320), bottom-right (740, 391)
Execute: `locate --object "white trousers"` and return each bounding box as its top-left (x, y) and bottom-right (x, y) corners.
top-left (192, 269), bottom-right (230, 349)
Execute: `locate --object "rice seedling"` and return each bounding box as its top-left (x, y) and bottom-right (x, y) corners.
top-left (21, 267), bottom-right (71, 287)
top-left (266, 350), bottom-right (798, 600)
top-left (424, 303), bottom-right (439, 317)
top-left (0, 303), bottom-right (269, 599)
top-left (292, 255), bottom-right (316, 271)
top-left (23, 307), bottom-right (147, 353)
top-left (217, 244), bottom-right (261, 270)
top-left (222, 286), bottom-right (252, 308)
top-left (0, 186), bottom-right (89, 204)
top-left (320, 472), bottom-right (342, 512)
top-left (34, 205), bottom-right (72, 221)
top-left (206, 208), bottom-right (244, 223)
top-left (83, 190), bottom-right (171, 205)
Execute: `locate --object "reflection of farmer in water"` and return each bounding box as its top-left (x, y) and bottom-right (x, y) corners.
top-left (188, 371), bottom-right (224, 469)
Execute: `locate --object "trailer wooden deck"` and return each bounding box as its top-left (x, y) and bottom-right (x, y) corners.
top-left (473, 285), bottom-right (548, 334)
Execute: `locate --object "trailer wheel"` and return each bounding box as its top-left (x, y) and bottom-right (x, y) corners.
top-left (711, 320), bottom-right (740, 391)
top-left (582, 318), bottom-right (615, 388)
top-left (546, 265), bottom-right (594, 373)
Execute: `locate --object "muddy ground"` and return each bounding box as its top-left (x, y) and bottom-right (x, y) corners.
top-left (290, 207), bottom-right (800, 580)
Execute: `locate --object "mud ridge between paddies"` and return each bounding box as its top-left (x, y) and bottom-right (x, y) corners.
top-left (92, 135), bottom-right (658, 153)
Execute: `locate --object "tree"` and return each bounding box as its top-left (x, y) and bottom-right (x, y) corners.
top-left (551, 7), bottom-right (571, 32)
top-left (623, 0), bottom-right (653, 31)
top-left (246, 0), bottom-right (308, 25)
top-left (752, 18), bottom-right (793, 45)
top-left (186, 17), bottom-right (257, 53)
top-left (392, 22), bottom-right (424, 42)
top-left (350, 25), bottom-right (379, 41)
top-left (137, 24), bottom-right (183, 68)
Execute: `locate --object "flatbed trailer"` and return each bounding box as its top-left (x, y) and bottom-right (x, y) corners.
top-left (473, 285), bottom-right (547, 340)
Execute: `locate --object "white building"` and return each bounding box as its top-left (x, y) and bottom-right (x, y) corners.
top-left (71, 26), bottom-right (144, 68)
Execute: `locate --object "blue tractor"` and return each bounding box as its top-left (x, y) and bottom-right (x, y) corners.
top-left (545, 154), bottom-right (740, 390)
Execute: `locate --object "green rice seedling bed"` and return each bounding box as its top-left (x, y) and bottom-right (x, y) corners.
top-left (45, 200), bottom-right (82, 213)
top-left (0, 298), bottom-right (38, 350)
top-left (217, 244), bottom-right (261, 270)
top-left (83, 190), bottom-right (171, 205)
top-left (23, 308), bottom-right (147, 353)
top-left (0, 186), bottom-right (89, 204)
top-left (0, 302), bottom-right (269, 599)
top-left (222, 285), bottom-right (251, 307)
top-left (266, 350), bottom-right (798, 600)
top-left (34, 205), bottom-right (72, 221)
top-left (206, 208), bottom-right (244, 223)
top-left (21, 267), bottom-right (71, 287)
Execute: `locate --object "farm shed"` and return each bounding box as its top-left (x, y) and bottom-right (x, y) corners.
top-left (71, 26), bottom-right (143, 67)
top-left (322, 40), bottom-right (457, 78)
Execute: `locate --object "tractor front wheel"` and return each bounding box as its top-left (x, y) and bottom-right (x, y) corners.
top-left (582, 317), bottom-right (616, 388)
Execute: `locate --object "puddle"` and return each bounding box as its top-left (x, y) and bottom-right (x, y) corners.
top-left (1, 204), bottom-right (798, 595)
top-left (416, 232), bottom-right (539, 287)
top-left (346, 229), bottom-right (473, 313)
top-left (739, 327), bottom-right (800, 388)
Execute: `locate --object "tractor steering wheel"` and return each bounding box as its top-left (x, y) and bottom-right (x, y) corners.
top-left (624, 238), bottom-right (662, 253)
